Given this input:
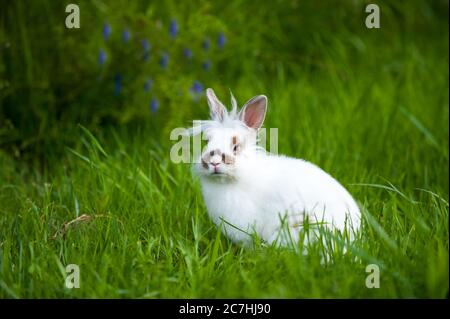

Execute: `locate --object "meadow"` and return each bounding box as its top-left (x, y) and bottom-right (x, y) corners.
top-left (0, 1), bottom-right (448, 298)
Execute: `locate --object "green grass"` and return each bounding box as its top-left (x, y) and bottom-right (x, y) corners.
top-left (0, 1), bottom-right (448, 298)
top-left (1, 71), bottom-right (448, 298)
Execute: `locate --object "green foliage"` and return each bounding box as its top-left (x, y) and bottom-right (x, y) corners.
top-left (0, 0), bottom-right (448, 298)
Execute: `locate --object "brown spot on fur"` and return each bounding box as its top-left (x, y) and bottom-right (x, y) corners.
top-left (223, 153), bottom-right (235, 165)
top-left (202, 158), bottom-right (209, 169)
top-left (210, 149), bottom-right (221, 156)
top-left (201, 152), bottom-right (211, 167)
top-left (231, 136), bottom-right (242, 156)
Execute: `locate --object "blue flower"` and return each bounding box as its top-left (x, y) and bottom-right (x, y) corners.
top-left (122, 29), bottom-right (131, 43)
top-left (202, 60), bottom-right (211, 71)
top-left (114, 74), bottom-right (122, 96)
top-left (160, 53), bottom-right (169, 69)
top-left (141, 39), bottom-right (151, 52)
top-left (141, 39), bottom-right (151, 61)
top-left (183, 48), bottom-right (193, 59)
top-left (217, 33), bottom-right (226, 48)
top-left (191, 80), bottom-right (203, 94)
top-left (190, 81), bottom-right (204, 101)
top-left (144, 78), bottom-right (153, 91)
top-left (103, 23), bottom-right (111, 40)
top-left (202, 38), bottom-right (210, 51)
top-left (150, 98), bottom-right (159, 112)
top-left (169, 19), bottom-right (178, 38)
top-left (98, 50), bottom-right (107, 65)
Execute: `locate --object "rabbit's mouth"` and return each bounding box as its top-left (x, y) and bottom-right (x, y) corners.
top-left (207, 170), bottom-right (234, 181)
top-left (211, 171), bottom-right (227, 176)
top-left (206, 164), bottom-right (229, 177)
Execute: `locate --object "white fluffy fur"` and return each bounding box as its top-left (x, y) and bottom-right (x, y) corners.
top-left (192, 89), bottom-right (360, 247)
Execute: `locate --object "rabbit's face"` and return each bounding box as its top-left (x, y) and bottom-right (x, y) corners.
top-left (193, 88), bottom-right (267, 181)
top-left (198, 125), bottom-right (252, 179)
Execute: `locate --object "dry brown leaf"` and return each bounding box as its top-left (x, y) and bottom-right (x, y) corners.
top-left (52, 214), bottom-right (93, 239)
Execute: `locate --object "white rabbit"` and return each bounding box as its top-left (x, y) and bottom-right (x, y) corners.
top-left (191, 88), bottom-right (360, 247)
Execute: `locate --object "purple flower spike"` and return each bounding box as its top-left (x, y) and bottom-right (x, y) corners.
top-left (141, 39), bottom-right (151, 52)
top-left (169, 19), bottom-right (178, 38)
top-left (217, 33), bottom-right (226, 48)
top-left (160, 53), bottom-right (169, 69)
top-left (202, 38), bottom-right (210, 51)
top-left (183, 48), bottom-right (193, 59)
top-left (98, 50), bottom-right (107, 65)
top-left (202, 60), bottom-right (211, 71)
top-left (191, 80), bottom-right (203, 94)
top-left (103, 23), bottom-right (111, 40)
top-left (150, 98), bottom-right (159, 112)
top-left (144, 78), bottom-right (153, 91)
top-left (122, 29), bottom-right (131, 43)
top-left (114, 74), bottom-right (122, 96)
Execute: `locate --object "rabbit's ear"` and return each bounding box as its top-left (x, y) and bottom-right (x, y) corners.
top-left (206, 88), bottom-right (226, 121)
top-left (239, 95), bottom-right (267, 129)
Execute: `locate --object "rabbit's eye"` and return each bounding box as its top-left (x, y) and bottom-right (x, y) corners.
top-left (231, 136), bottom-right (240, 154)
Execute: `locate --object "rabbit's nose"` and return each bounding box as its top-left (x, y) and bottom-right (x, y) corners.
top-left (210, 154), bottom-right (222, 166)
